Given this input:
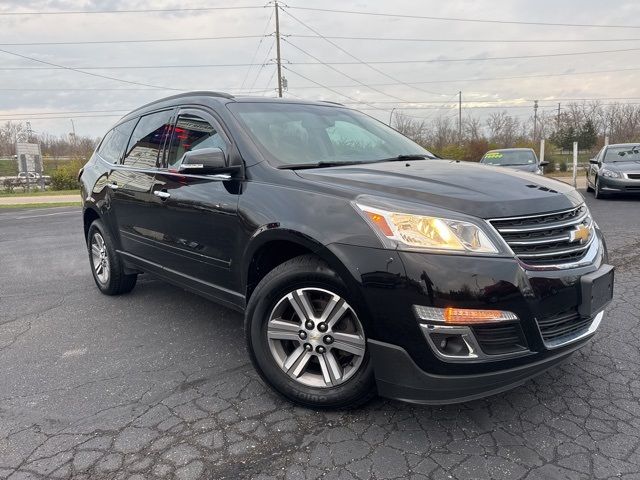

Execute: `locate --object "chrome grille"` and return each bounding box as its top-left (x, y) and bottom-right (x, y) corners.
top-left (489, 205), bottom-right (594, 266)
top-left (626, 173), bottom-right (640, 180)
top-left (536, 309), bottom-right (592, 343)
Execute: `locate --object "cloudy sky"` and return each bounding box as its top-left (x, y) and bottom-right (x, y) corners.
top-left (1, 0), bottom-right (640, 138)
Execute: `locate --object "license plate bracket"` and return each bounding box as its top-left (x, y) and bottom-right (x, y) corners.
top-left (578, 264), bottom-right (614, 317)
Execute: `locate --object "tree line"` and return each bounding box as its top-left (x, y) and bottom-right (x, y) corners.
top-left (0, 121), bottom-right (99, 159)
top-left (393, 101), bottom-right (640, 161)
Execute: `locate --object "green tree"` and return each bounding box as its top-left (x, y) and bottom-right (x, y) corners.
top-left (578, 120), bottom-right (597, 150)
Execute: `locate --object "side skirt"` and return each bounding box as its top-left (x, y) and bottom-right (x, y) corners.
top-left (118, 250), bottom-right (246, 313)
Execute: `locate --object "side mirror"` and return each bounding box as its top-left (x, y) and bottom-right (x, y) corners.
top-left (539, 160), bottom-right (549, 167)
top-left (178, 147), bottom-right (226, 174)
top-left (589, 158), bottom-right (599, 164)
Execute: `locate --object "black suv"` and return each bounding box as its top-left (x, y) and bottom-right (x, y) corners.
top-left (80, 92), bottom-right (614, 408)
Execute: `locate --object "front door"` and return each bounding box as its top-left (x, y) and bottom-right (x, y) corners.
top-left (150, 109), bottom-right (243, 302)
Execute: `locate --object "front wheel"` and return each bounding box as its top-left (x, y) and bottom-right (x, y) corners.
top-left (594, 176), bottom-right (606, 199)
top-left (245, 255), bottom-right (376, 409)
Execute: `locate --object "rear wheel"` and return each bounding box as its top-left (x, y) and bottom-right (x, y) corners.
top-left (87, 219), bottom-right (137, 295)
top-left (245, 255), bottom-right (376, 408)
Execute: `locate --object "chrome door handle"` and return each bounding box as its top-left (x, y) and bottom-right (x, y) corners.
top-left (154, 190), bottom-right (171, 199)
top-left (107, 182), bottom-right (119, 190)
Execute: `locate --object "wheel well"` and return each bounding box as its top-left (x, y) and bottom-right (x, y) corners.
top-left (83, 208), bottom-right (100, 239)
top-left (246, 240), bottom-right (314, 299)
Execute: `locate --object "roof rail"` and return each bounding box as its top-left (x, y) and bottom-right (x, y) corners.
top-left (319, 100), bottom-right (344, 106)
top-left (126, 91), bottom-right (234, 116)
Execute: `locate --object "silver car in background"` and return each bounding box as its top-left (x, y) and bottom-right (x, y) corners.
top-left (587, 143), bottom-right (640, 199)
top-left (480, 148), bottom-right (548, 175)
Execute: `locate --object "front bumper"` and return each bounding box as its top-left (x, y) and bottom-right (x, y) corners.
top-left (326, 232), bottom-right (611, 403)
top-left (369, 321), bottom-right (597, 404)
top-left (598, 175), bottom-right (640, 194)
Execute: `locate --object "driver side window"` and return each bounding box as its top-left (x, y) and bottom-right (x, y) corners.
top-left (165, 113), bottom-right (227, 170)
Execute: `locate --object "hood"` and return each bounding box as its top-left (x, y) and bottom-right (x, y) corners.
top-left (295, 159), bottom-right (583, 219)
top-left (605, 160), bottom-right (640, 172)
top-left (499, 163), bottom-right (539, 173)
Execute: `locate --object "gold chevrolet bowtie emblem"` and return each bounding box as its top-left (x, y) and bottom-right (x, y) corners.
top-left (569, 225), bottom-right (591, 244)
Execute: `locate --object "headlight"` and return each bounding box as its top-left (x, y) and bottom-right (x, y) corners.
top-left (356, 203), bottom-right (499, 253)
top-left (601, 168), bottom-right (621, 178)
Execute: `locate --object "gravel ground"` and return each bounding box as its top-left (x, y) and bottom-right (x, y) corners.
top-left (0, 192), bottom-right (638, 480)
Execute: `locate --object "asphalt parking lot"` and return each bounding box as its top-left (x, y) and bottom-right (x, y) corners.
top-left (1, 191), bottom-right (639, 480)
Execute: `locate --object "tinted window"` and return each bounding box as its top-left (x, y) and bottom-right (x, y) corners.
top-left (482, 150), bottom-right (536, 166)
top-left (228, 102), bottom-right (434, 167)
top-left (165, 113), bottom-right (227, 169)
top-left (97, 119), bottom-right (136, 164)
top-left (123, 110), bottom-right (173, 168)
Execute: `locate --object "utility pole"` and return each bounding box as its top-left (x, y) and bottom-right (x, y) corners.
top-left (556, 103), bottom-right (561, 130)
top-left (70, 119), bottom-right (76, 146)
top-left (533, 100), bottom-right (539, 140)
top-left (274, 0), bottom-right (283, 98)
top-left (458, 91), bottom-right (462, 142)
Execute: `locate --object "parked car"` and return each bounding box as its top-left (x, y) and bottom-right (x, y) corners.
top-left (80, 92), bottom-right (614, 408)
top-left (480, 148), bottom-right (548, 175)
top-left (16, 172), bottom-right (51, 185)
top-left (586, 143), bottom-right (640, 198)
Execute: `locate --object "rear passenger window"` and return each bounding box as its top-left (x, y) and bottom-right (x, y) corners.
top-left (97, 119), bottom-right (136, 164)
top-left (123, 110), bottom-right (173, 168)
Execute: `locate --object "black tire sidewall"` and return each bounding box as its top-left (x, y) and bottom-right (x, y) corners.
top-left (245, 256), bottom-right (375, 408)
top-left (87, 219), bottom-right (134, 295)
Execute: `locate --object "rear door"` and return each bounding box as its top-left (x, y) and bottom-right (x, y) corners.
top-left (94, 118), bottom-right (137, 237)
top-left (110, 108), bottom-right (174, 260)
top-left (149, 108), bottom-right (243, 300)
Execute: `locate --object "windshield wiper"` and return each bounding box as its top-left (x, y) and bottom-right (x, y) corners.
top-left (278, 161), bottom-right (366, 170)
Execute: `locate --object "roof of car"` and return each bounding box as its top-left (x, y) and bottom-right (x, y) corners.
top-left (605, 143), bottom-right (640, 148)
top-left (486, 148), bottom-right (534, 152)
top-left (121, 91), bottom-right (345, 121)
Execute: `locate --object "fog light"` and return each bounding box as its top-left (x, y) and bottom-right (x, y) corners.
top-left (414, 305), bottom-right (517, 325)
top-left (431, 333), bottom-right (470, 356)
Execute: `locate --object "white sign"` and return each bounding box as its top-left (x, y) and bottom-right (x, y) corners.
top-left (16, 142), bottom-right (43, 173)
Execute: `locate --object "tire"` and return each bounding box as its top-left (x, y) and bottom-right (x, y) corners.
top-left (594, 176), bottom-right (605, 199)
top-left (245, 254), bottom-right (376, 409)
top-left (586, 176), bottom-right (593, 192)
top-left (87, 219), bottom-right (137, 295)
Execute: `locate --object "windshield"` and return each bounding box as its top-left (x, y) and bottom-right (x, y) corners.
top-left (481, 150), bottom-right (537, 166)
top-left (228, 102), bottom-right (434, 167)
top-left (604, 145), bottom-right (640, 162)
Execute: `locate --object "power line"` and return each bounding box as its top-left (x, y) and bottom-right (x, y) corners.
top-left (0, 114), bottom-right (124, 121)
top-left (0, 35), bottom-right (267, 46)
top-left (283, 39), bottom-right (413, 103)
top-left (241, 11), bottom-right (274, 90)
top-left (281, 8), bottom-right (450, 97)
top-left (282, 66), bottom-right (390, 113)
top-left (0, 47), bottom-right (181, 90)
top-left (0, 5), bottom-right (265, 16)
top-left (3, 109), bottom-right (130, 116)
top-left (289, 34), bottom-right (640, 43)
top-left (6, 46), bottom-right (633, 71)
top-left (286, 5), bottom-right (640, 29)
top-left (248, 39), bottom-right (276, 91)
top-left (283, 47), bottom-right (640, 65)
top-left (0, 63), bottom-right (264, 70)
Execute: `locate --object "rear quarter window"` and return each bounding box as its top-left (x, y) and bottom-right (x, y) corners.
top-left (97, 118), bottom-right (137, 164)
